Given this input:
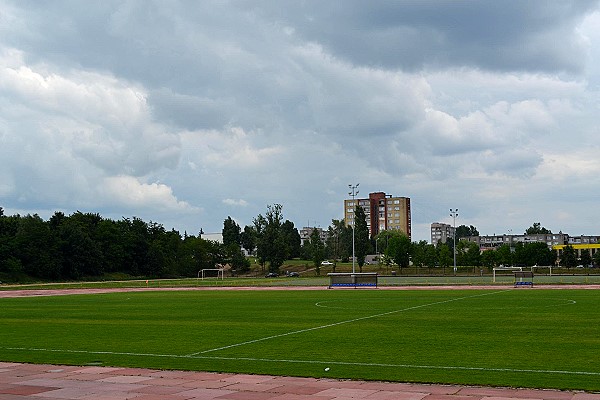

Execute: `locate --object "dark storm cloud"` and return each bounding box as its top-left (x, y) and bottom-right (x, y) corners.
top-left (249, 0), bottom-right (598, 73)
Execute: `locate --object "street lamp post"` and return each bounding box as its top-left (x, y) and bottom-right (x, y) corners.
top-left (450, 208), bottom-right (459, 275)
top-left (349, 183), bottom-right (359, 274)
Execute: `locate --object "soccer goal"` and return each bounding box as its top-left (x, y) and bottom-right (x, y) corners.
top-left (198, 268), bottom-right (225, 280)
top-left (492, 266), bottom-right (522, 283)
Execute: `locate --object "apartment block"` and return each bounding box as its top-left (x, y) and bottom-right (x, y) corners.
top-left (465, 233), bottom-right (569, 250)
top-left (344, 192), bottom-right (411, 239)
top-left (299, 226), bottom-right (328, 246)
top-left (430, 222), bottom-right (454, 245)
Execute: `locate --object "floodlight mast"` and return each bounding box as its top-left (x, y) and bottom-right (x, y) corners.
top-left (450, 208), bottom-right (459, 275)
top-left (349, 183), bottom-right (359, 274)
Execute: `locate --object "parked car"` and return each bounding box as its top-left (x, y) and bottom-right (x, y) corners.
top-left (321, 261), bottom-right (333, 266)
top-left (265, 272), bottom-right (278, 278)
top-left (287, 272), bottom-right (300, 277)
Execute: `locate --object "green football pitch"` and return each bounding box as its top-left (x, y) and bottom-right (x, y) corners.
top-left (0, 288), bottom-right (599, 391)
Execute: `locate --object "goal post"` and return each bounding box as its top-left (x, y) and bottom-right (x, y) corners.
top-left (492, 267), bottom-right (522, 283)
top-left (198, 268), bottom-right (225, 280)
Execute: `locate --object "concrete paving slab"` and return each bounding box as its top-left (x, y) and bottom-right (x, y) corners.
top-left (0, 362), bottom-right (594, 400)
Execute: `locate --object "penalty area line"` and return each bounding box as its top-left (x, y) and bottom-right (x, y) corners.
top-left (2, 346), bottom-right (599, 377)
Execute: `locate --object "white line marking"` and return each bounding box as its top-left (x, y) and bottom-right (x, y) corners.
top-left (3, 346), bottom-right (599, 377)
top-left (188, 290), bottom-right (509, 356)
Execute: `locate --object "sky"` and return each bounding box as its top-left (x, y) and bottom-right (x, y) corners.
top-left (1, 1), bottom-right (600, 242)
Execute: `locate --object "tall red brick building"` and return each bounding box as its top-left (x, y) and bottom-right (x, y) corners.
top-left (344, 192), bottom-right (411, 239)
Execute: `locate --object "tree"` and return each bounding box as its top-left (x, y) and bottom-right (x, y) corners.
top-left (525, 222), bottom-right (552, 235)
top-left (253, 214), bottom-right (268, 269)
top-left (225, 243), bottom-right (250, 274)
top-left (253, 204), bottom-right (287, 273)
top-left (0, 209), bottom-right (246, 281)
top-left (495, 244), bottom-right (513, 266)
top-left (96, 218), bottom-right (128, 273)
top-left (386, 232), bottom-right (411, 273)
top-left (437, 242), bottom-right (452, 273)
top-left (593, 250), bottom-right (600, 267)
top-left (56, 216), bottom-right (103, 278)
top-left (120, 217), bottom-right (151, 276)
top-left (457, 240), bottom-right (481, 267)
top-left (326, 219), bottom-right (351, 271)
top-left (411, 240), bottom-right (428, 269)
top-left (240, 225), bottom-right (256, 255)
top-left (309, 228), bottom-right (325, 275)
top-left (561, 245), bottom-right (577, 268)
top-left (480, 250), bottom-right (496, 270)
top-left (520, 242), bottom-right (555, 266)
top-left (424, 243), bottom-right (438, 270)
top-left (579, 249), bottom-right (592, 268)
top-left (410, 240), bottom-right (437, 270)
top-left (455, 225), bottom-right (479, 240)
top-left (353, 205), bottom-right (370, 271)
top-left (325, 222), bottom-right (338, 267)
top-left (15, 214), bottom-right (60, 279)
top-left (0, 212), bottom-right (21, 277)
top-left (512, 242), bottom-right (526, 266)
top-left (281, 220), bottom-right (301, 259)
top-left (177, 235), bottom-right (202, 276)
top-left (222, 217), bottom-right (241, 247)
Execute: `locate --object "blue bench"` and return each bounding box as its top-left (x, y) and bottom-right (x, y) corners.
top-left (328, 273), bottom-right (378, 288)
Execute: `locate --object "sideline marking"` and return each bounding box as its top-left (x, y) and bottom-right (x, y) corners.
top-left (188, 290), bottom-right (508, 356)
top-left (3, 346), bottom-right (599, 377)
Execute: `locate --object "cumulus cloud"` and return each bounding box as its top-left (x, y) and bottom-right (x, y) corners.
top-left (222, 198), bottom-right (249, 207)
top-left (103, 176), bottom-right (194, 211)
top-left (0, 43), bottom-right (184, 218)
top-left (1, 1), bottom-right (600, 240)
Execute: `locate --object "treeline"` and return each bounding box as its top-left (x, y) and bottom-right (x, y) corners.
top-left (0, 208), bottom-right (232, 282)
top-left (410, 240), bottom-right (558, 270)
top-left (2, 203), bottom-right (591, 283)
top-left (409, 239), bottom-right (598, 270)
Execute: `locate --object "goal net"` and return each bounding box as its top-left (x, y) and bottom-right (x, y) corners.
top-left (199, 268), bottom-right (225, 280)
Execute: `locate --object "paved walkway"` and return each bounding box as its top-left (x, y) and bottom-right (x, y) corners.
top-left (1, 362), bottom-right (598, 400)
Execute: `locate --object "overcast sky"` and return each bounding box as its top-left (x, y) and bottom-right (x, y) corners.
top-left (1, 1), bottom-right (599, 241)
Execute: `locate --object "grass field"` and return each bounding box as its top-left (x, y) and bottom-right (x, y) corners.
top-left (1, 288), bottom-right (599, 391)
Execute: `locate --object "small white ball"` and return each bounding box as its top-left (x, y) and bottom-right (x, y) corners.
top-left (324, 367), bottom-right (330, 371)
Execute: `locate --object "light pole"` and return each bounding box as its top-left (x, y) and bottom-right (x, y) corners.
top-left (450, 208), bottom-right (459, 275)
top-left (349, 183), bottom-right (359, 274)
top-left (507, 229), bottom-right (513, 267)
